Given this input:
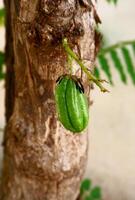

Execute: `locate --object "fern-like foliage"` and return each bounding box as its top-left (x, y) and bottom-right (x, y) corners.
top-left (95, 40), bottom-right (135, 85)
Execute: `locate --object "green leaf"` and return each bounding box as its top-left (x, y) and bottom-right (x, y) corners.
top-left (0, 73), bottom-right (5, 79)
top-left (121, 47), bottom-right (135, 84)
top-left (110, 49), bottom-right (127, 84)
top-left (0, 52), bottom-right (4, 68)
top-left (98, 55), bottom-right (113, 84)
top-left (106, 0), bottom-right (118, 5)
top-left (80, 179), bottom-right (91, 196)
top-left (98, 39), bottom-right (135, 86)
top-left (132, 43), bottom-right (135, 55)
top-left (94, 67), bottom-right (100, 79)
top-left (84, 196), bottom-right (93, 200)
top-left (0, 8), bottom-right (5, 26)
top-left (90, 186), bottom-right (102, 199)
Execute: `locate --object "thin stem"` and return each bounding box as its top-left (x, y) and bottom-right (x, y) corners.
top-left (99, 39), bottom-right (135, 55)
top-left (67, 54), bottom-right (73, 75)
top-left (62, 38), bottom-right (109, 92)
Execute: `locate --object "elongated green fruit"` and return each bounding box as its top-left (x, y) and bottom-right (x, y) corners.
top-left (55, 75), bottom-right (89, 133)
top-left (55, 76), bottom-right (76, 132)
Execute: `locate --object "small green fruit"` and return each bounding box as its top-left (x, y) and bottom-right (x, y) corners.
top-left (55, 75), bottom-right (89, 133)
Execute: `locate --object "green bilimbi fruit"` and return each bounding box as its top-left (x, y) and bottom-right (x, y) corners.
top-left (55, 75), bottom-right (89, 133)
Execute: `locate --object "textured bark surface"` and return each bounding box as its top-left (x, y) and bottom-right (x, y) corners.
top-left (0, 0), bottom-right (97, 200)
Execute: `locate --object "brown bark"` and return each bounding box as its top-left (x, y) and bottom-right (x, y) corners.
top-left (0, 0), bottom-right (96, 200)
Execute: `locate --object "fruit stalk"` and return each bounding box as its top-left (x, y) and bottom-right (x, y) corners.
top-left (62, 38), bottom-right (109, 92)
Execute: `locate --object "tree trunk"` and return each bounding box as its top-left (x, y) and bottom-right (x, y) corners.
top-left (0, 0), bottom-right (97, 200)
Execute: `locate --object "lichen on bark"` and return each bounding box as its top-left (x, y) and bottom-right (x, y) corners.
top-left (0, 0), bottom-right (98, 200)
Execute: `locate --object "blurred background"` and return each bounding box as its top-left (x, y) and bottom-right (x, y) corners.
top-left (0, 0), bottom-right (135, 200)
